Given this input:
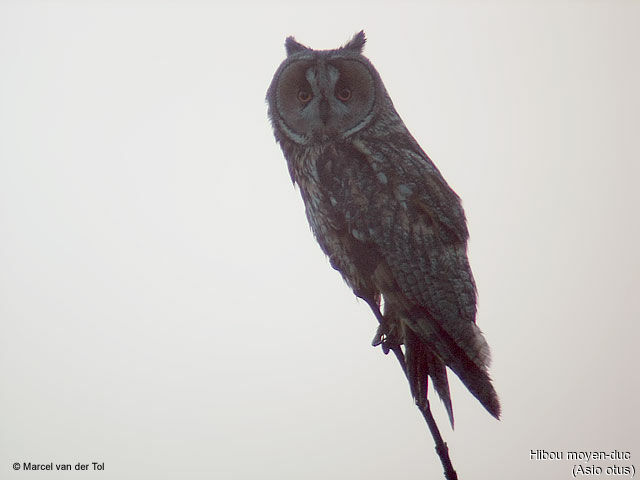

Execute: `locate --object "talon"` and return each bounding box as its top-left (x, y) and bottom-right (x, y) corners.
top-left (371, 324), bottom-right (386, 347)
top-left (372, 320), bottom-right (401, 354)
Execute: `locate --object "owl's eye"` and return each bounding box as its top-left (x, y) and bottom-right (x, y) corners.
top-left (297, 90), bottom-right (312, 103)
top-left (336, 87), bottom-right (352, 102)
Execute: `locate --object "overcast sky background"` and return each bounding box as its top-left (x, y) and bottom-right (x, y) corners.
top-left (1, 2), bottom-right (638, 479)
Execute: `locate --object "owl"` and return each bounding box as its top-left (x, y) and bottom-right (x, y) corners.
top-left (266, 31), bottom-right (500, 426)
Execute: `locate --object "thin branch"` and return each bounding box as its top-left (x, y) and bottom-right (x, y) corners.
top-left (366, 299), bottom-right (458, 479)
top-left (391, 345), bottom-right (458, 480)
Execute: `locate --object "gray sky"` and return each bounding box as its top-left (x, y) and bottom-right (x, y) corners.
top-left (1, 2), bottom-right (638, 479)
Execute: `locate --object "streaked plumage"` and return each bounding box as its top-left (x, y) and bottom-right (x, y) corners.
top-left (266, 31), bottom-right (500, 426)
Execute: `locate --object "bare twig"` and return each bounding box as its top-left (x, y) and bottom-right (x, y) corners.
top-left (391, 345), bottom-right (458, 480)
top-left (367, 299), bottom-right (458, 479)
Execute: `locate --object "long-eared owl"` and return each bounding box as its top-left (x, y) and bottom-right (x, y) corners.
top-left (266, 31), bottom-right (500, 425)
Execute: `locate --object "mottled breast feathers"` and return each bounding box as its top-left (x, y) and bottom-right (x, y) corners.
top-left (266, 31), bottom-right (500, 423)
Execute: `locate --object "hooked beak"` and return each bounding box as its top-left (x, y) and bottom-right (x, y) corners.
top-left (319, 97), bottom-right (329, 125)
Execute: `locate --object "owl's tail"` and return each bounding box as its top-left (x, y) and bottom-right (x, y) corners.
top-left (405, 307), bottom-right (501, 421)
top-left (404, 327), bottom-right (455, 427)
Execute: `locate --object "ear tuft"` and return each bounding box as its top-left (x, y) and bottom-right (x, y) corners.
top-left (342, 30), bottom-right (366, 53)
top-left (285, 36), bottom-right (309, 56)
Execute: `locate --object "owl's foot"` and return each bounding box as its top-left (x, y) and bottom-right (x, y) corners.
top-left (371, 321), bottom-right (402, 355)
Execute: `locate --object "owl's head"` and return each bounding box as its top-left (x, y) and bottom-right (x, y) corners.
top-left (267, 31), bottom-right (388, 146)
